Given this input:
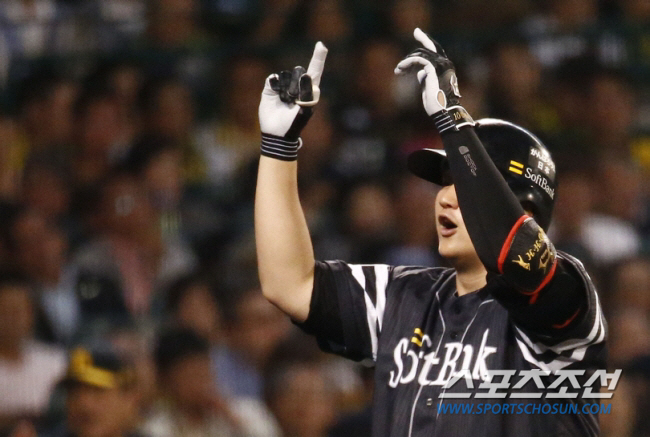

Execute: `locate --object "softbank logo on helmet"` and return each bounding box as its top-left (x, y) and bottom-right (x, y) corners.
top-left (524, 168), bottom-right (555, 200)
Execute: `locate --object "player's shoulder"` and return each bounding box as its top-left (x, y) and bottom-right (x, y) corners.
top-left (317, 260), bottom-right (454, 292)
top-left (383, 265), bottom-right (455, 303)
top-left (556, 250), bottom-right (596, 291)
top-left (556, 249), bottom-right (585, 268)
top-left (556, 250), bottom-right (591, 277)
top-left (319, 260), bottom-right (451, 278)
top-left (391, 265), bottom-right (454, 284)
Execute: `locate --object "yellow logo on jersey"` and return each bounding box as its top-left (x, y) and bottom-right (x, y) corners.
top-left (411, 328), bottom-right (424, 347)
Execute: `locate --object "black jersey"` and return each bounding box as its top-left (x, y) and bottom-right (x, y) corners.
top-left (299, 251), bottom-right (607, 437)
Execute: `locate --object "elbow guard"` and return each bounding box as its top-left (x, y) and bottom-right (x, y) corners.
top-left (498, 216), bottom-right (557, 301)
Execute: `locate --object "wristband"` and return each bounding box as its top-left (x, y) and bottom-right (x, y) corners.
top-left (261, 133), bottom-right (302, 161)
top-left (432, 111), bottom-right (455, 134)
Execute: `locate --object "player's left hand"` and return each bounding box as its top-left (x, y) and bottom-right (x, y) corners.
top-left (394, 28), bottom-right (461, 115)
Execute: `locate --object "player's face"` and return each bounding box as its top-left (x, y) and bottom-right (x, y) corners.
top-left (434, 184), bottom-right (480, 264)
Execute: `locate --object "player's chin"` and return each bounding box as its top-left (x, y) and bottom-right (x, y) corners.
top-left (437, 240), bottom-right (459, 259)
top-left (438, 237), bottom-right (472, 260)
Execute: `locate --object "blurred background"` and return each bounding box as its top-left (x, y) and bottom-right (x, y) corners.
top-left (0, 0), bottom-right (648, 436)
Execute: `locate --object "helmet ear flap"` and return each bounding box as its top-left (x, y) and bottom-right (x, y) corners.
top-left (518, 193), bottom-right (552, 231)
top-left (520, 200), bottom-right (537, 218)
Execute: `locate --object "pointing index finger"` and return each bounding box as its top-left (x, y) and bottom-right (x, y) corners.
top-left (306, 41), bottom-right (328, 87)
top-left (414, 28), bottom-right (437, 53)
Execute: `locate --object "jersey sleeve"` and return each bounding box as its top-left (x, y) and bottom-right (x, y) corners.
top-left (296, 260), bottom-right (393, 363)
top-left (498, 252), bottom-right (607, 371)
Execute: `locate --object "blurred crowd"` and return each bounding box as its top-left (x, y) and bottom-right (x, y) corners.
top-left (0, 0), bottom-right (649, 436)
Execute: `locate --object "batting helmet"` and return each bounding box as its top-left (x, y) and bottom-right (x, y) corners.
top-left (407, 118), bottom-right (557, 230)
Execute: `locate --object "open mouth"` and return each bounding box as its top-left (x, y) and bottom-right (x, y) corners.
top-left (438, 214), bottom-right (457, 230)
top-left (438, 214), bottom-right (458, 237)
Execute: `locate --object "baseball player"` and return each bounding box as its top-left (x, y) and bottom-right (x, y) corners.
top-left (255, 29), bottom-right (607, 437)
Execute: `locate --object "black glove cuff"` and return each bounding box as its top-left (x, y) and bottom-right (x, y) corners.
top-left (432, 106), bottom-right (475, 135)
top-left (447, 105), bottom-right (475, 129)
top-left (261, 133), bottom-right (302, 161)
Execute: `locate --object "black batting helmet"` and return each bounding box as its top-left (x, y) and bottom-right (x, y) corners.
top-left (407, 118), bottom-right (557, 230)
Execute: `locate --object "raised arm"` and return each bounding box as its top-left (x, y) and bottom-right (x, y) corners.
top-left (255, 43), bottom-right (328, 322)
top-left (395, 30), bottom-right (539, 285)
top-left (395, 30), bottom-right (595, 337)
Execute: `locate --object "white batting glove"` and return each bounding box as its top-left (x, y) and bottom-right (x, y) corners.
top-left (394, 28), bottom-right (448, 116)
top-left (259, 42), bottom-right (328, 161)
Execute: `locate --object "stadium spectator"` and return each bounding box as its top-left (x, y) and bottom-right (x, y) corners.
top-left (607, 305), bottom-right (650, 368)
top-left (82, 61), bottom-right (144, 154)
top-left (8, 208), bottom-right (80, 344)
top-left (0, 0), bottom-right (67, 59)
top-left (581, 156), bottom-right (644, 266)
top-left (217, 287), bottom-right (291, 400)
top-left (145, 0), bottom-right (207, 50)
top-left (584, 69), bottom-right (638, 158)
top-left (103, 325), bottom-right (158, 414)
top-left (21, 159), bottom-right (72, 224)
top-left (248, 0), bottom-right (300, 46)
top-left (43, 346), bottom-right (142, 437)
top-left (13, 73), bottom-right (77, 163)
top-left (0, 115), bottom-right (25, 203)
top-left (522, 0), bottom-right (600, 68)
top-left (548, 166), bottom-right (596, 268)
top-left (611, 256), bottom-right (650, 313)
top-left (164, 274), bottom-right (224, 350)
top-left (163, 273), bottom-right (229, 394)
top-left (388, 0), bottom-right (433, 43)
top-left (145, 327), bottom-right (279, 437)
top-left (536, 0), bottom-right (599, 31)
top-left (72, 171), bottom-right (196, 327)
top-left (340, 181), bottom-right (396, 263)
top-left (0, 272), bottom-right (67, 431)
top-left (264, 358), bottom-right (337, 437)
top-left (303, 0), bottom-right (353, 46)
top-left (139, 80), bottom-right (200, 173)
top-left (335, 39), bottom-right (416, 181)
top-left (195, 56), bottom-right (270, 191)
top-left (620, 0), bottom-right (650, 23)
top-left (72, 86), bottom-right (131, 191)
top-left (122, 135), bottom-right (185, 238)
top-left (90, 0), bottom-right (147, 50)
top-left (485, 40), bottom-right (551, 134)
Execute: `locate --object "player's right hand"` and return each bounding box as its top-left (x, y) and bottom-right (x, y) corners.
top-left (394, 28), bottom-right (461, 116)
top-left (259, 42), bottom-right (328, 161)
